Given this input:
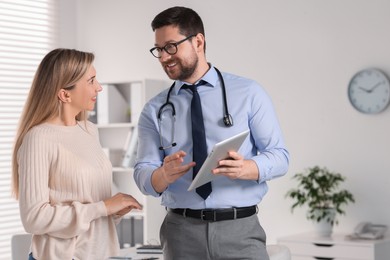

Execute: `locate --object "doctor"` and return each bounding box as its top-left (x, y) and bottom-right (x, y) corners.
top-left (134, 6), bottom-right (289, 260)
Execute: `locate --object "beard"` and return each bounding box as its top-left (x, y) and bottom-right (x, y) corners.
top-left (163, 55), bottom-right (199, 81)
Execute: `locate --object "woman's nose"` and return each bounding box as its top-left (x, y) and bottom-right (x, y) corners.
top-left (96, 81), bottom-right (103, 92)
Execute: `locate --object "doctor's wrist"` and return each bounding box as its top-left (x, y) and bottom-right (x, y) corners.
top-left (151, 167), bottom-right (169, 193)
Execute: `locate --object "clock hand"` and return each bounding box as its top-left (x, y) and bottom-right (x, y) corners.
top-left (367, 81), bottom-right (382, 93)
top-left (358, 86), bottom-right (369, 93)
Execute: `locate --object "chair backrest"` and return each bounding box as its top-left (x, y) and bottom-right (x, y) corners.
top-left (11, 233), bottom-right (32, 260)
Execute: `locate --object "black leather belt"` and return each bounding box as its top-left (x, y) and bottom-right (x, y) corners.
top-left (169, 205), bottom-right (258, 222)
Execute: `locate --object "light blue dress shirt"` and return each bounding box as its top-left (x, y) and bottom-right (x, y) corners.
top-left (134, 66), bottom-right (289, 209)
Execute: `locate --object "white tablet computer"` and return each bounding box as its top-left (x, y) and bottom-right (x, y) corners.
top-left (188, 130), bottom-right (250, 191)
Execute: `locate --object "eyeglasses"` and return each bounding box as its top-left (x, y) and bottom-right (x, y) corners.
top-left (149, 35), bottom-right (195, 58)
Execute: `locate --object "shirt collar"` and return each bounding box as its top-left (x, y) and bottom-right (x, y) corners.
top-left (173, 64), bottom-right (219, 95)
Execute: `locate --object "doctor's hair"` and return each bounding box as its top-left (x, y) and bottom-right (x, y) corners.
top-left (151, 6), bottom-right (206, 51)
top-left (11, 48), bottom-right (94, 199)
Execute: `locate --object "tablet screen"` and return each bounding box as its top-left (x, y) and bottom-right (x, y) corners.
top-left (188, 130), bottom-right (250, 191)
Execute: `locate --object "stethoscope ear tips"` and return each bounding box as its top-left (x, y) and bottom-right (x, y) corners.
top-left (223, 114), bottom-right (233, 127)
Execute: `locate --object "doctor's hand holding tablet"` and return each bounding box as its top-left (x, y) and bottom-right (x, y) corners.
top-left (152, 130), bottom-right (252, 193)
top-left (188, 130), bottom-right (251, 191)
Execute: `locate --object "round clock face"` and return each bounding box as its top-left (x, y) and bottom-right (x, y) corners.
top-left (348, 68), bottom-right (390, 114)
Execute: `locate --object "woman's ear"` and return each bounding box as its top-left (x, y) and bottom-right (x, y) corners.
top-left (58, 89), bottom-right (71, 103)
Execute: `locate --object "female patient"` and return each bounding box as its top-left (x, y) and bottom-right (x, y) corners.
top-left (11, 48), bottom-right (142, 260)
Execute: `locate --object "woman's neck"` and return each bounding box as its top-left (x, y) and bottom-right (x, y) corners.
top-left (48, 116), bottom-right (77, 126)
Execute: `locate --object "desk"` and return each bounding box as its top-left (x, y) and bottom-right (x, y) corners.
top-left (113, 245), bottom-right (290, 260)
top-left (278, 232), bottom-right (390, 260)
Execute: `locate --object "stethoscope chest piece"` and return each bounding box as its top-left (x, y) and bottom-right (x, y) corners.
top-left (223, 114), bottom-right (233, 127)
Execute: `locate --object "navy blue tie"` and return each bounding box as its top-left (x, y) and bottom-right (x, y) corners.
top-left (183, 81), bottom-right (212, 199)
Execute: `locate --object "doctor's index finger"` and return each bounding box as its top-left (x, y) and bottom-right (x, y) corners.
top-left (164, 150), bottom-right (187, 163)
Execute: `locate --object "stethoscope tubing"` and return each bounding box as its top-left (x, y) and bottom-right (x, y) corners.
top-left (157, 67), bottom-right (232, 150)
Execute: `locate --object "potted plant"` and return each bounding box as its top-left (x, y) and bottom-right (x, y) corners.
top-left (285, 166), bottom-right (355, 236)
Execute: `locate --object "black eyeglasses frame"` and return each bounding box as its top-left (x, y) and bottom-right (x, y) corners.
top-left (149, 34), bottom-right (196, 58)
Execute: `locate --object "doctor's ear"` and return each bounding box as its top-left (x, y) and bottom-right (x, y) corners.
top-left (58, 89), bottom-right (71, 103)
top-left (194, 33), bottom-right (205, 52)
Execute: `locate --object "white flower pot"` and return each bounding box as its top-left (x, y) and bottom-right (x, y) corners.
top-left (312, 208), bottom-right (336, 237)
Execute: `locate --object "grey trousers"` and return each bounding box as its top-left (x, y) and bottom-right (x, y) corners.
top-left (160, 211), bottom-right (269, 260)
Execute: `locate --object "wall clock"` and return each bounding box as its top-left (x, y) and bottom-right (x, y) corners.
top-left (348, 68), bottom-right (390, 114)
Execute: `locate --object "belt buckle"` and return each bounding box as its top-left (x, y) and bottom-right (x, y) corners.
top-left (200, 209), bottom-right (216, 221)
top-left (200, 209), bottom-right (205, 221)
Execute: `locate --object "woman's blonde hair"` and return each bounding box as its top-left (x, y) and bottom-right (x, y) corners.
top-left (11, 48), bottom-right (95, 199)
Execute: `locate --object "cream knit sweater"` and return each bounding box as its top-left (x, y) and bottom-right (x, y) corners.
top-left (17, 121), bottom-right (119, 260)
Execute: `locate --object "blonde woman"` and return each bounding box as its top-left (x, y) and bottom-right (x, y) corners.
top-left (12, 48), bottom-right (142, 260)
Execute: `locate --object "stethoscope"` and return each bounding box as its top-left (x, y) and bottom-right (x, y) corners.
top-left (158, 67), bottom-right (233, 150)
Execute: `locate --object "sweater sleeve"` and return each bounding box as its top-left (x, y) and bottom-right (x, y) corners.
top-left (17, 127), bottom-right (108, 239)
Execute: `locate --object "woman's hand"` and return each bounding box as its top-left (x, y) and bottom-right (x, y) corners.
top-left (104, 192), bottom-right (143, 216)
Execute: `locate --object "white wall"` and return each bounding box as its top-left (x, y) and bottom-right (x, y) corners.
top-left (59, 0), bottom-right (390, 243)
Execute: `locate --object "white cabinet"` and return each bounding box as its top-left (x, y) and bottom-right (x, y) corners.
top-left (93, 79), bottom-right (169, 246)
top-left (278, 232), bottom-right (390, 260)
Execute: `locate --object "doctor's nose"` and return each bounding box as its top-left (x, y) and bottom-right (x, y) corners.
top-left (159, 51), bottom-right (172, 62)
